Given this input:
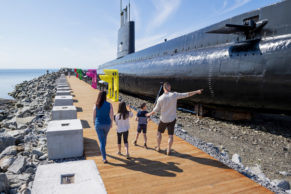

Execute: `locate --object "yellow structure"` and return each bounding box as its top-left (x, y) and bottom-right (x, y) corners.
top-left (99, 69), bottom-right (119, 102)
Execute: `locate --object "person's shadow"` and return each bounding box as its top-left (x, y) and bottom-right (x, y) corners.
top-left (107, 154), bottom-right (183, 177)
top-left (169, 150), bottom-right (229, 169)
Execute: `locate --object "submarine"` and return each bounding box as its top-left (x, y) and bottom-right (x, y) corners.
top-left (98, 0), bottom-right (291, 114)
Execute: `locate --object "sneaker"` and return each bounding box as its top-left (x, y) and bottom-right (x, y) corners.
top-left (155, 147), bottom-right (160, 152)
top-left (133, 140), bottom-right (137, 146)
top-left (144, 143), bottom-right (148, 149)
top-left (166, 149), bottom-right (171, 156)
top-left (103, 160), bottom-right (108, 163)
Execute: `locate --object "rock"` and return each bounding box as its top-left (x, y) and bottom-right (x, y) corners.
top-left (16, 117), bottom-right (35, 129)
top-left (0, 146), bottom-right (18, 160)
top-left (220, 150), bottom-right (229, 159)
top-left (0, 156), bottom-right (15, 171)
top-left (279, 171), bottom-right (290, 176)
top-left (24, 167), bottom-right (35, 174)
top-left (0, 173), bottom-right (9, 193)
top-left (0, 134), bottom-right (16, 152)
top-left (38, 154), bottom-right (47, 160)
top-left (19, 184), bottom-right (31, 194)
top-left (6, 173), bottom-right (31, 188)
top-left (272, 179), bottom-right (290, 190)
top-left (250, 165), bottom-right (267, 180)
top-left (232, 154), bottom-right (242, 164)
top-left (32, 148), bottom-right (43, 157)
top-left (8, 156), bottom-right (27, 174)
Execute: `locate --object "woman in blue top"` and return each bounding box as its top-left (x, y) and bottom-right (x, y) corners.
top-left (93, 91), bottom-right (114, 163)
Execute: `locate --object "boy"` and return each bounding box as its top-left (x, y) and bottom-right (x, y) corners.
top-left (133, 103), bottom-right (149, 148)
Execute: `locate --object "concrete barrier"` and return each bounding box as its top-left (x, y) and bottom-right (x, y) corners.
top-left (54, 96), bottom-right (73, 106)
top-left (47, 119), bottom-right (83, 160)
top-left (32, 160), bottom-right (106, 194)
top-left (56, 90), bottom-right (71, 96)
top-left (52, 106), bottom-right (77, 120)
top-left (57, 83), bottom-right (70, 88)
top-left (56, 78), bottom-right (67, 84)
top-left (57, 87), bottom-right (71, 91)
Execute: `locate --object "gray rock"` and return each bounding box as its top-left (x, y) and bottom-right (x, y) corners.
top-left (32, 149), bottom-right (43, 157)
top-left (232, 153), bottom-right (242, 164)
top-left (0, 146), bottom-right (18, 160)
top-left (0, 134), bottom-right (16, 152)
top-left (0, 155), bottom-right (15, 171)
top-left (279, 171), bottom-right (290, 176)
top-left (272, 179), bottom-right (290, 190)
top-left (250, 165), bottom-right (267, 180)
top-left (0, 173), bottom-right (9, 193)
top-left (38, 154), bottom-right (47, 160)
top-left (8, 156), bottom-right (27, 174)
top-left (6, 173), bottom-right (31, 188)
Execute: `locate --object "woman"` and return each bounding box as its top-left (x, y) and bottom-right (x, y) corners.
top-left (93, 91), bottom-right (114, 163)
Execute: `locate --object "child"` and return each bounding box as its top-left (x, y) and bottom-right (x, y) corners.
top-left (133, 103), bottom-right (149, 149)
top-left (114, 101), bottom-right (133, 159)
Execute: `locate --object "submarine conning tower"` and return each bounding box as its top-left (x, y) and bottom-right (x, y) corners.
top-left (117, 0), bottom-right (135, 59)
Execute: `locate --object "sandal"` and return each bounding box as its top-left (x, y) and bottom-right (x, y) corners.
top-left (166, 149), bottom-right (171, 156)
top-left (144, 143), bottom-right (148, 149)
top-left (133, 140), bottom-right (137, 146)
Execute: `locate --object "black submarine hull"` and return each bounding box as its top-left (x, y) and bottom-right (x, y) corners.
top-left (98, 0), bottom-right (291, 113)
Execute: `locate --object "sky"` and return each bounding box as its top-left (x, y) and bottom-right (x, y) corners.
top-left (0, 0), bottom-right (282, 69)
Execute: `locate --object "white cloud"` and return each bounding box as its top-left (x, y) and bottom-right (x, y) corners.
top-left (220, 0), bottom-right (252, 15)
top-left (146, 0), bottom-right (182, 34)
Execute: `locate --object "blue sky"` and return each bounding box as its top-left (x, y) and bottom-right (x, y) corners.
top-left (0, 0), bottom-right (281, 69)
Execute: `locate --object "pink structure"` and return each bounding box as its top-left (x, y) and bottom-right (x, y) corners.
top-left (86, 69), bottom-right (97, 89)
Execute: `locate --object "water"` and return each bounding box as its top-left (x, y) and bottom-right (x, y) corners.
top-left (0, 69), bottom-right (58, 99)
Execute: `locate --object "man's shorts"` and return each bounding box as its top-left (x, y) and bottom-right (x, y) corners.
top-left (158, 119), bottom-right (176, 135)
top-left (137, 124), bottom-right (147, 133)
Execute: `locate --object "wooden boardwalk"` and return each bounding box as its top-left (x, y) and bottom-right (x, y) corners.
top-left (67, 76), bottom-right (272, 194)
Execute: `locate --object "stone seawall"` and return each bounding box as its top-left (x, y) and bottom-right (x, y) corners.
top-left (0, 71), bottom-right (60, 194)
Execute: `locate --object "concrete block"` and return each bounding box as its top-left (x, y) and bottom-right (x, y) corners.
top-left (52, 106), bottom-right (77, 120)
top-left (57, 83), bottom-right (69, 88)
top-left (32, 160), bottom-right (106, 194)
top-left (57, 87), bottom-right (71, 91)
top-left (56, 78), bottom-right (67, 84)
top-left (47, 119), bottom-right (83, 159)
top-left (54, 96), bottom-right (73, 106)
top-left (56, 91), bottom-right (71, 96)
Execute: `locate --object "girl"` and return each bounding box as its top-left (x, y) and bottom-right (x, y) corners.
top-left (114, 101), bottom-right (133, 159)
top-left (93, 91), bottom-right (114, 163)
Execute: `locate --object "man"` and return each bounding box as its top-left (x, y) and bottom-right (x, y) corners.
top-left (146, 82), bottom-right (203, 155)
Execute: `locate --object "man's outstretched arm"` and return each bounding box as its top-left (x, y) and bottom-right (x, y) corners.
top-left (176, 89), bottom-right (203, 99)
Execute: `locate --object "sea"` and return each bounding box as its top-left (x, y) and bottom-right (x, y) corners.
top-left (0, 69), bottom-right (59, 99)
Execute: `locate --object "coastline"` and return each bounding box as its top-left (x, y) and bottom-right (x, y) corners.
top-left (0, 71), bottom-right (60, 193)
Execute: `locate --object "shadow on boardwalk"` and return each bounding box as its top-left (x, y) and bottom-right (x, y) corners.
top-left (84, 137), bottom-right (101, 157)
top-left (170, 150), bottom-right (229, 169)
top-left (106, 149), bottom-right (229, 177)
top-left (107, 154), bottom-right (182, 177)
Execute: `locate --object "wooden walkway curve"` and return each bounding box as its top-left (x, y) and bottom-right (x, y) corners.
top-left (67, 76), bottom-right (272, 194)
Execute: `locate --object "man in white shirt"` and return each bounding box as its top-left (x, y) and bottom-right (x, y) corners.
top-left (146, 82), bottom-right (203, 155)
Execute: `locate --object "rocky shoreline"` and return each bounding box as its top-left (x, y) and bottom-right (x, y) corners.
top-left (0, 72), bottom-right (61, 194)
top-left (119, 92), bottom-right (291, 194)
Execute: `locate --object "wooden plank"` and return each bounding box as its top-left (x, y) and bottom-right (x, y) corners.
top-left (67, 76), bottom-right (273, 194)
